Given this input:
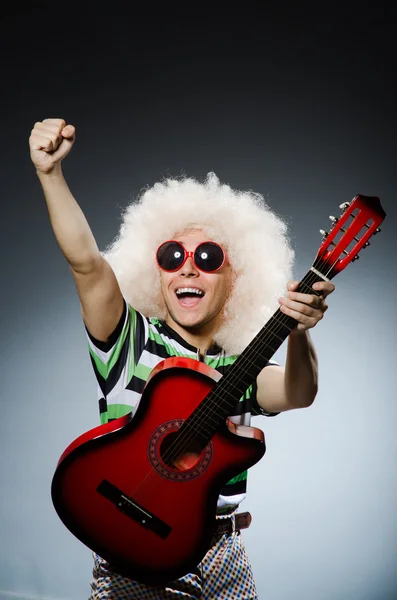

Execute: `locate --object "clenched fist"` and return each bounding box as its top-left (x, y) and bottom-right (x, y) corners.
top-left (29, 118), bottom-right (75, 174)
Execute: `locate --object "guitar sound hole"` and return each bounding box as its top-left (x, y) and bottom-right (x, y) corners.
top-left (160, 432), bottom-right (202, 471)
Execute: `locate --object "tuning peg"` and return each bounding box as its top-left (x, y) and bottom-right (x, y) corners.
top-left (352, 254), bottom-right (360, 262)
top-left (329, 215), bottom-right (338, 223)
top-left (363, 241), bottom-right (370, 248)
top-left (319, 229), bottom-right (328, 238)
top-left (373, 227), bottom-right (381, 235)
top-left (339, 202), bottom-right (350, 212)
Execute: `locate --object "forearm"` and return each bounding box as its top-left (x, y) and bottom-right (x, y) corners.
top-left (284, 329), bottom-right (318, 408)
top-left (37, 166), bottom-right (101, 272)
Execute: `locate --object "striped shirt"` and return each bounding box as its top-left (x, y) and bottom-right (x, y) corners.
top-left (86, 300), bottom-right (278, 512)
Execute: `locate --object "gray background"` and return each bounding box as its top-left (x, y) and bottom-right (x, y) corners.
top-left (1, 3), bottom-right (396, 599)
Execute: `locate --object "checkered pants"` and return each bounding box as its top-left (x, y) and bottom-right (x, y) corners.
top-left (89, 516), bottom-right (258, 599)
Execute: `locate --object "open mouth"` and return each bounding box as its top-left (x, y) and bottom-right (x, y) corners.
top-left (175, 287), bottom-right (205, 308)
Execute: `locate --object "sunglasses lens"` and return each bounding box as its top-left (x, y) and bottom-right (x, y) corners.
top-left (194, 242), bottom-right (225, 272)
top-left (157, 241), bottom-right (185, 271)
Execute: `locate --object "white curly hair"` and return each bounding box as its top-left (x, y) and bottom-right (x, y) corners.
top-left (103, 172), bottom-right (294, 355)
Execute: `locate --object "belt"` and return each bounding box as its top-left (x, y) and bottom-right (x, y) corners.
top-left (214, 511), bottom-right (252, 536)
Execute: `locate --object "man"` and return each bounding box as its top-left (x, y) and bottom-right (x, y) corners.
top-left (30, 118), bottom-right (334, 599)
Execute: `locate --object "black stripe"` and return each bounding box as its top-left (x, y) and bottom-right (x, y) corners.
top-left (145, 337), bottom-right (172, 361)
top-left (134, 311), bottom-right (147, 366)
top-left (85, 300), bottom-right (128, 352)
top-left (126, 375), bottom-right (146, 395)
top-left (98, 397), bottom-right (108, 414)
top-left (220, 479), bottom-right (247, 497)
top-left (90, 354), bottom-right (107, 398)
top-left (91, 332), bottom-right (131, 397)
top-left (105, 335), bottom-right (130, 394)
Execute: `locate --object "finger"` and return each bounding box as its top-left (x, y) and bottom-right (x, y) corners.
top-left (42, 118), bottom-right (66, 129)
top-left (32, 124), bottom-right (62, 151)
top-left (50, 135), bottom-right (75, 162)
top-left (312, 282), bottom-right (335, 298)
top-left (61, 124), bottom-right (75, 139)
top-left (29, 132), bottom-right (56, 152)
top-left (34, 122), bottom-right (65, 140)
top-left (279, 303), bottom-right (319, 328)
top-left (287, 280), bottom-right (299, 291)
top-left (279, 297), bottom-right (321, 317)
top-left (285, 290), bottom-right (324, 308)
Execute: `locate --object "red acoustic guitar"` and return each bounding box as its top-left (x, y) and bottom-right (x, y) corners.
top-left (51, 195), bottom-right (385, 584)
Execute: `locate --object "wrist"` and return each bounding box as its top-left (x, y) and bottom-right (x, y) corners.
top-left (36, 164), bottom-right (64, 183)
top-left (36, 164), bottom-right (65, 187)
top-left (290, 327), bottom-right (308, 339)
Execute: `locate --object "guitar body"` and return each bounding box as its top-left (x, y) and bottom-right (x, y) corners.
top-left (51, 357), bottom-right (265, 584)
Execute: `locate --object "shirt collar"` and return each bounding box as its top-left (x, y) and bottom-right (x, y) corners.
top-left (158, 319), bottom-right (223, 357)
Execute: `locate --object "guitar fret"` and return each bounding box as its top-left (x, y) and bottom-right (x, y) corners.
top-left (310, 266), bottom-right (330, 281)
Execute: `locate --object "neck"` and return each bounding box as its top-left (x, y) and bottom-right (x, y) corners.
top-left (164, 315), bottom-right (218, 353)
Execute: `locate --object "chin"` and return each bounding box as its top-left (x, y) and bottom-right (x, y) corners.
top-left (170, 310), bottom-right (207, 331)
top-left (176, 315), bottom-right (204, 330)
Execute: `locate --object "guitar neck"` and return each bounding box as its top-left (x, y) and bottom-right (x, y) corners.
top-left (184, 269), bottom-right (326, 441)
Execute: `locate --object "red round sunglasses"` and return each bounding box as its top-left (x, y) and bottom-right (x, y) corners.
top-left (156, 240), bottom-right (227, 273)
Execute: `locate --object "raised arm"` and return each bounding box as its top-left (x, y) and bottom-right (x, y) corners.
top-left (29, 118), bottom-right (124, 342)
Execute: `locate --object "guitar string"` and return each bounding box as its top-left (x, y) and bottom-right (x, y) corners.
top-left (125, 263), bottom-right (328, 501)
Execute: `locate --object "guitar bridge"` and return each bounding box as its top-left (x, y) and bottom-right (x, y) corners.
top-left (97, 479), bottom-right (172, 539)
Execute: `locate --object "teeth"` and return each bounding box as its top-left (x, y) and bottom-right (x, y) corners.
top-left (176, 288), bottom-right (204, 296)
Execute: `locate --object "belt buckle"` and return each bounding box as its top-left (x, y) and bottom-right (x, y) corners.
top-left (235, 511), bottom-right (252, 530)
top-left (214, 511), bottom-right (252, 537)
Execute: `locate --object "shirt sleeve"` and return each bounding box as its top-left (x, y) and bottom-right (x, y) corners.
top-left (85, 299), bottom-right (147, 423)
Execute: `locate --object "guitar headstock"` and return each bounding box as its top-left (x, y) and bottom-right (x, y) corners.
top-left (314, 195), bottom-right (386, 280)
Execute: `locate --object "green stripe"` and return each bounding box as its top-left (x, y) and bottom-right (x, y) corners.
top-left (89, 316), bottom-right (131, 380)
top-left (206, 355), bottom-right (238, 368)
top-left (243, 384), bottom-right (253, 399)
top-left (134, 362), bottom-right (153, 381)
top-left (107, 403), bottom-right (133, 421)
top-left (148, 327), bottom-right (180, 356)
top-left (225, 470), bottom-right (247, 486)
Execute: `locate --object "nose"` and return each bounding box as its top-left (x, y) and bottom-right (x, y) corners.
top-left (180, 255), bottom-right (199, 276)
